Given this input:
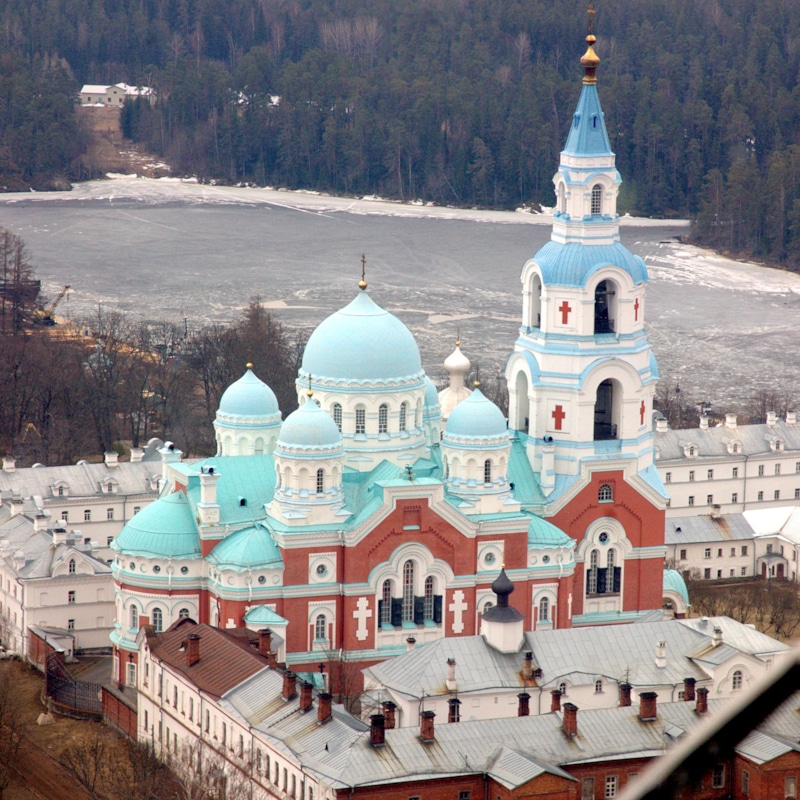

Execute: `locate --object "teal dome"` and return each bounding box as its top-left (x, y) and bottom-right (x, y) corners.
top-left (301, 290), bottom-right (423, 382)
top-left (445, 389), bottom-right (507, 438)
top-left (528, 516), bottom-right (574, 549)
top-left (218, 368), bottom-right (280, 418)
top-left (424, 378), bottom-right (440, 409)
top-left (208, 525), bottom-right (282, 570)
top-left (663, 568), bottom-right (690, 606)
top-left (112, 491), bottom-right (200, 559)
top-left (533, 241), bottom-right (647, 287)
top-left (277, 398), bottom-right (342, 449)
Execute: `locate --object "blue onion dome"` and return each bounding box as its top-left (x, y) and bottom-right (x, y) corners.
top-left (527, 516), bottom-right (574, 550)
top-left (445, 388), bottom-right (507, 438)
top-left (275, 397), bottom-right (342, 450)
top-left (300, 290), bottom-right (423, 383)
top-left (208, 525), bottom-right (282, 571)
top-left (424, 377), bottom-right (441, 409)
top-left (112, 491), bottom-right (200, 559)
top-left (218, 367), bottom-right (281, 419)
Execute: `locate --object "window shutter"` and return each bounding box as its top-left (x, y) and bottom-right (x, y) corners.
top-left (390, 598), bottom-right (402, 627)
top-left (597, 567), bottom-right (607, 594)
top-left (433, 595), bottom-right (443, 624)
top-left (613, 566), bottom-right (621, 593)
top-left (413, 596), bottom-right (425, 625)
top-left (378, 600), bottom-right (384, 625)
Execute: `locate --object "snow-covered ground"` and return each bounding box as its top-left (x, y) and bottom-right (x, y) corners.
top-left (1, 177), bottom-right (797, 408)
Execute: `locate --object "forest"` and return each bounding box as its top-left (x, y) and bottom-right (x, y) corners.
top-left (1, 0), bottom-right (800, 264)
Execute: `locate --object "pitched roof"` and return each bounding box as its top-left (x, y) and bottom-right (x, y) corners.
top-left (145, 620), bottom-right (270, 699)
top-left (665, 514), bottom-right (756, 545)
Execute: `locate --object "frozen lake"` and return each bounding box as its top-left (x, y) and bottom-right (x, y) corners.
top-left (1, 177), bottom-right (799, 409)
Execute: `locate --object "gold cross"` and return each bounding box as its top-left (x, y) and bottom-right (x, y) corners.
top-left (588, 3), bottom-right (595, 35)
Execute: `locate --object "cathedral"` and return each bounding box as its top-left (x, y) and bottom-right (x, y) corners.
top-left (110, 32), bottom-right (670, 688)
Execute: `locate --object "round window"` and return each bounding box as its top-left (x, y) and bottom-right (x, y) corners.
top-left (316, 564), bottom-right (327, 576)
top-left (599, 532), bottom-right (609, 544)
top-left (153, 565), bottom-right (161, 573)
top-left (484, 552), bottom-right (496, 565)
top-left (542, 555), bottom-right (550, 563)
top-left (129, 562), bottom-right (135, 570)
top-left (180, 566), bottom-right (189, 574)
top-left (258, 575), bottom-right (266, 584)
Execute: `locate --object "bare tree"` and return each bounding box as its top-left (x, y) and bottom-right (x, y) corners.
top-left (0, 665), bottom-right (28, 798)
top-left (60, 728), bottom-right (107, 798)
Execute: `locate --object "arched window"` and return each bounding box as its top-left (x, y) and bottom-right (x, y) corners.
top-left (316, 468), bottom-right (325, 494)
top-left (378, 404), bottom-right (388, 434)
top-left (415, 401), bottom-right (421, 429)
top-left (130, 605), bottom-right (138, 631)
top-left (402, 560), bottom-right (415, 622)
top-left (594, 280), bottom-right (615, 334)
top-left (732, 670), bottom-right (743, 691)
top-left (152, 607), bottom-right (163, 633)
top-left (399, 402), bottom-right (407, 432)
top-left (178, 608), bottom-right (190, 619)
top-left (314, 614), bottom-right (327, 641)
top-left (591, 184), bottom-right (603, 215)
top-left (559, 682), bottom-right (567, 696)
top-left (594, 378), bottom-right (618, 439)
top-left (558, 182), bottom-right (566, 214)
top-left (607, 549), bottom-right (618, 594)
top-left (355, 406), bottom-right (366, 435)
top-left (587, 550), bottom-right (599, 594)
top-left (598, 483), bottom-right (613, 503)
top-left (68, 558), bottom-right (76, 574)
top-left (595, 679), bottom-right (603, 693)
top-left (332, 403), bottom-right (342, 432)
top-left (539, 596), bottom-right (549, 622)
top-left (444, 458), bottom-right (450, 480)
top-left (484, 459), bottom-right (492, 484)
top-left (381, 580), bottom-right (392, 625)
top-left (424, 576), bottom-right (435, 620)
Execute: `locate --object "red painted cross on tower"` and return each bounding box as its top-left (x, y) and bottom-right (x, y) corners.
top-left (640, 400), bottom-right (646, 425)
top-left (552, 404), bottom-right (566, 430)
top-left (634, 297), bottom-right (640, 322)
top-left (558, 300), bottom-right (572, 325)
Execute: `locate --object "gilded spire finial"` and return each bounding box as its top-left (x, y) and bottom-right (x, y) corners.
top-left (307, 374), bottom-right (313, 398)
top-left (359, 253), bottom-right (368, 290)
top-left (456, 326), bottom-right (461, 348)
top-left (474, 364), bottom-right (481, 388)
top-left (581, 4), bottom-right (600, 84)
top-left (246, 362), bottom-right (253, 370)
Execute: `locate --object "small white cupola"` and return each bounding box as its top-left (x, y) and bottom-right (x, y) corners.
top-left (268, 393), bottom-right (349, 527)
top-left (438, 338), bottom-right (472, 423)
top-left (480, 567), bottom-right (525, 654)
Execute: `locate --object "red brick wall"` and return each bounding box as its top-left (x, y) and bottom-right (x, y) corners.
top-left (102, 687), bottom-right (137, 739)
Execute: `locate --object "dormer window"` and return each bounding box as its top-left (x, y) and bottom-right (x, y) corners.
top-left (53, 481), bottom-right (69, 497)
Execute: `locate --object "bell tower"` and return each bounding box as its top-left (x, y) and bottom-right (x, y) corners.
top-left (505, 24), bottom-right (661, 502)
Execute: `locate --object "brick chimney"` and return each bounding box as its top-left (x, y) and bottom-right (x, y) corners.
top-left (562, 703), bottom-right (578, 737)
top-left (104, 451), bottom-right (119, 468)
top-left (619, 683), bottom-right (632, 707)
top-left (767, 411), bottom-right (778, 427)
top-left (420, 710), bottom-right (435, 743)
top-left (551, 689), bottom-right (562, 712)
top-left (639, 692), bottom-right (658, 721)
top-left (258, 628), bottom-right (272, 659)
top-left (712, 627), bottom-right (723, 647)
top-left (787, 411), bottom-right (797, 425)
top-left (186, 633), bottom-right (201, 667)
top-left (406, 636), bottom-right (416, 651)
top-left (522, 651), bottom-right (533, 681)
top-left (683, 677), bottom-right (696, 702)
top-left (282, 670), bottom-right (297, 701)
top-left (518, 692), bottom-right (530, 717)
top-left (370, 714), bottom-right (386, 747)
top-left (318, 692), bottom-right (332, 723)
top-left (299, 681), bottom-right (313, 712)
top-left (382, 701), bottom-right (397, 729)
top-left (696, 686), bottom-right (709, 715)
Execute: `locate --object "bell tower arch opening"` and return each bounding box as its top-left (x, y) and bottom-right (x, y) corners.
top-left (529, 274), bottom-right (542, 330)
top-left (593, 278), bottom-right (618, 334)
top-left (513, 370), bottom-right (530, 434)
top-left (594, 377), bottom-right (622, 441)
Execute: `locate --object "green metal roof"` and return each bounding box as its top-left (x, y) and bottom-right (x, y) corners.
top-left (112, 491), bottom-right (201, 558)
top-left (208, 524), bottom-right (283, 571)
